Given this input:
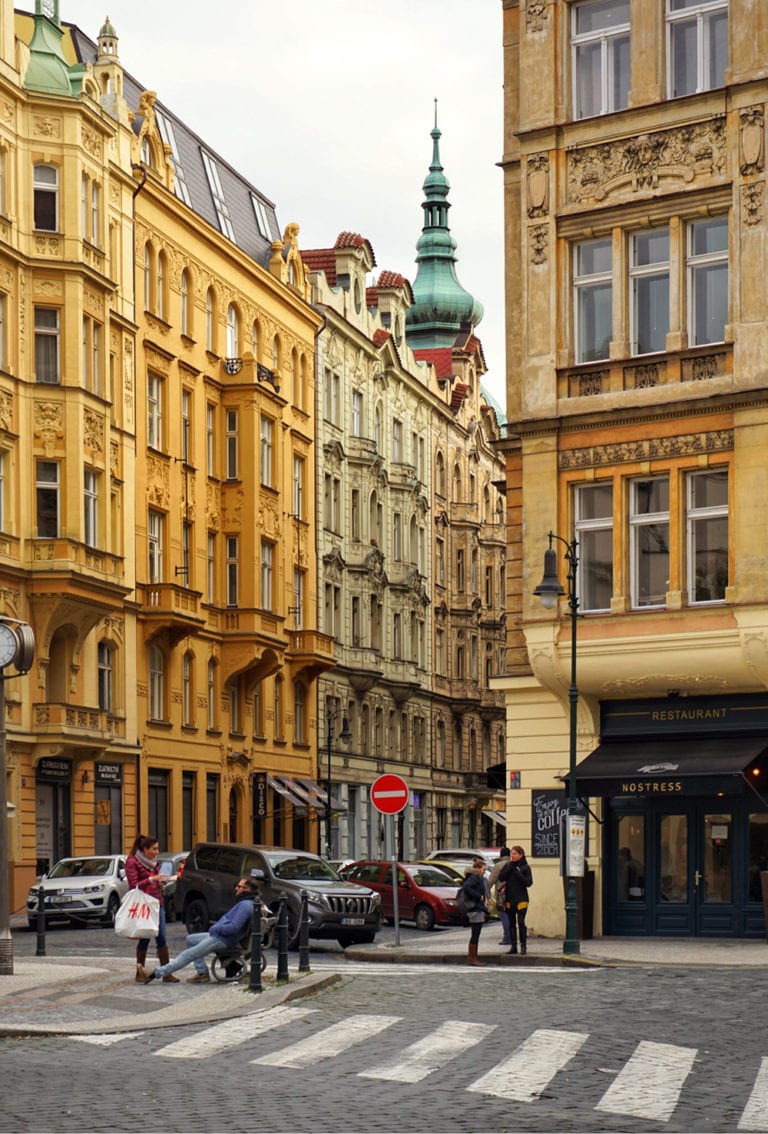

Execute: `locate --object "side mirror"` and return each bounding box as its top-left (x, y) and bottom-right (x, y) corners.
top-left (398, 879), bottom-right (410, 889)
top-left (249, 869), bottom-right (265, 881)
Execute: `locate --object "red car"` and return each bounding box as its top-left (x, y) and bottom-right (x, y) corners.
top-left (343, 860), bottom-right (463, 930)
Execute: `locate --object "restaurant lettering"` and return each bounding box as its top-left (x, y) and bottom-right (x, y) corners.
top-left (651, 708), bottom-right (727, 721)
top-left (621, 780), bottom-right (684, 794)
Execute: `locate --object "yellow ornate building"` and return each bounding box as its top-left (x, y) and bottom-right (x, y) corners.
top-left (499, 0), bottom-right (768, 939)
top-left (2, 2), bottom-right (327, 912)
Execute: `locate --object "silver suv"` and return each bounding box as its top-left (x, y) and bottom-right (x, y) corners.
top-left (177, 843), bottom-right (382, 948)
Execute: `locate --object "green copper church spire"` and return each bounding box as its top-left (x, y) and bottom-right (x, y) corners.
top-left (406, 103), bottom-right (483, 347)
top-left (24, 0), bottom-right (84, 97)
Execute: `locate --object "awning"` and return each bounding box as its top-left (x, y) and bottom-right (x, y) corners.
top-left (267, 774), bottom-right (308, 814)
top-left (482, 809), bottom-right (507, 827)
top-left (568, 736), bottom-right (768, 797)
top-left (282, 776), bottom-right (325, 817)
top-left (295, 776), bottom-right (345, 812)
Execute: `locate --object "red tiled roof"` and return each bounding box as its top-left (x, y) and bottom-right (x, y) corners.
top-left (413, 347), bottom-right (453, 379)
top-left (334, 231), bottom-right (367, 249)
top-left (373, 329), bottom-right (391, 348)
top-left (302, 248), bottom-right (337, 287)
top-left (450, 382), bottom-right (470, 412)
top-left (366, 286), bottom-right (378, 308)
top-left (377, 270), bottom-right (405, 288)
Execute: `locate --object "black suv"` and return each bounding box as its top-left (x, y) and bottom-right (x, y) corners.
top-left (177, 843), bottom-right (382, 947)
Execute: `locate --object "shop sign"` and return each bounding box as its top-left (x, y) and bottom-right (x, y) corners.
top-left (602, 694), bottom-right (768, 738)
top-left (253, 772), bottom-right (267, 818)
top-left (531, 789), bottom-right (588, 858)
top-left (36, 758), bottom-right (72, 782)
top-left (95, 762), bottom-right (122, 784)
top-left (619, 779), bottom-right (684, 795)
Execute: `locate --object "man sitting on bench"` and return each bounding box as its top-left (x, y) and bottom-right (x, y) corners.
top-left (140, 877), bottom-right (259, 984)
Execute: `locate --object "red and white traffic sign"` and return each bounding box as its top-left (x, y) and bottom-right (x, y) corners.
top-left (370, 773), bottom-right (409, 815)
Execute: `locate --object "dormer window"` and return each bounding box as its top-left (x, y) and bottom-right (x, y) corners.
top-left (354, 277), bottom-right (362, 313)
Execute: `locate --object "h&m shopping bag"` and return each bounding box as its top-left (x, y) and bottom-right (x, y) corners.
top-left (114, 888), bottom-right (160, 939)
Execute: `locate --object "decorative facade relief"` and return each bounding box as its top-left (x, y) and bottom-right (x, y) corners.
top-left (567, 118), bottom-right (726, 203)
top-left (0, 390), bottom-right (12, 432)
top-left (33, 401), bottom-right (63, 445)
top-left (32, 115), bottom-right (61, 138)
top-left (525, 0), bottom-right (548, 33)
top-left (681, 351), bottom-right (728, 382)
top-left (83, 409), bottom-right (104, 453)
top-left (81, 126), bottom-right (102, 159)
top-left (740, 107), bottom-right (765, 176)
top-left (529, 223), bottom-right (549, 264)
top-left (742, 181), bottom-right (764, 226)
top-left (560, 428), bottom-right (733, 469)
top-left (146, 455), bottom-right (170, 507)
top-left (576, 370), bottom-right (608, 397)
top-left (526, 153), bottom-right (550, 217)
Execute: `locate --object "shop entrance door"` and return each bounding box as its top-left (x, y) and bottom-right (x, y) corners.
top-left (655, 806), bottom-right (736, 936)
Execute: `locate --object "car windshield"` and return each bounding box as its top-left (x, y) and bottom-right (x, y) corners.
top-left (410, 866), bottom-right (458, 887)
top-left (265, 854), bottom-right (340, 881)
top-left (48, 858), bottom-right (114, 878)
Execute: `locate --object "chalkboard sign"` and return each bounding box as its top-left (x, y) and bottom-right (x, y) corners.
top-left (531, 790), bottom-right (588, 858)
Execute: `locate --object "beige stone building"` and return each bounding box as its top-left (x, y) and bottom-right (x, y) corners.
top-left (305, 122), bottom-right (507, 862)
top-left (499, 0), bottom-right (768, 939)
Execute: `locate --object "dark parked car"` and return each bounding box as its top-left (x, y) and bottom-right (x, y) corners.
top-left (343, 860), bottom-right (464, 930)
top-left (177, 843), bottom-right (382, 948)
top-left (158, 851), bottom-right (189, 921)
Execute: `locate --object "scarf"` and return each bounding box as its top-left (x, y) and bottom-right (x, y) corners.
top-left (134, 848), bottom-right (156, 872)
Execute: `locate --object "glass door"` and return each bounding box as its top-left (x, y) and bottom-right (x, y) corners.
top-left (653, 806), bottom-right (736, 935)
top-left (696, 812), bottom-right (735, 935)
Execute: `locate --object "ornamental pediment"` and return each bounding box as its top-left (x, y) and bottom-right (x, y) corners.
top-left (567, 118), bottom-right (726, 205)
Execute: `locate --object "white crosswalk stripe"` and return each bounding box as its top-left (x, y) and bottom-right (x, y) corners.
top-left (738, 1056), bottom-right (768, 1131)
top-left (467, 1027), bottom-right (589, 1101)
top-left (155, 1005), bottom-right (316, 1059)
top-left (252, 1013), bottom-right (400, 1068)
top-left (595, 1039), bottom-right (698, 1122)
top-left (358, 1019), bottom-right (496, 1083)
top-left (71, 1031), bottom-right (145, 1046)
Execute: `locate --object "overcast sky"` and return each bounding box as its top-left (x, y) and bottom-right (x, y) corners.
top-left (63, 1), bottom-right (505, 403)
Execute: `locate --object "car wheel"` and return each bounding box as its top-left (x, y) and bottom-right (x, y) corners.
top-left (284, 907), bottom-right (300, 950)
top-left (384, 917), bottom-right (395, 926)
top-left (337, 930), bottom-right (376, 947)
top-left (414, 903), bottom-right (436, 931)
top-left (185, 898), bottom-right (210, 934)
top-left (101, 893), bottom-right (120, 928)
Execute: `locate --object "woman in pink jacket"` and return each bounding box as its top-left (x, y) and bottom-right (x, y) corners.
top-left (125, 833), bottom-right (177, 982)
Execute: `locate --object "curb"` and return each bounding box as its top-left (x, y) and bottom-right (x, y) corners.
top-left (0, 971), bottom-right (342, 1038)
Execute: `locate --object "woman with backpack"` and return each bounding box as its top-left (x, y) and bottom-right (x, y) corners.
top-left (460, 857), bottom-right (489, 966)
top-left (498, 845), bottom-right (533, 954)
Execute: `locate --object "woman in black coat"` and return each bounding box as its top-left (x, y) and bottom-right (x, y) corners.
top-left (461, 858), bottom-right (489, 966)
top-left (499, 845), bottom-right (533, 954)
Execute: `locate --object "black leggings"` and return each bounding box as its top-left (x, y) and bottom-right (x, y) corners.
top-left (507, 903), bottom-right (527, 939)
top-left (469, 921), bottom-right (483, 946)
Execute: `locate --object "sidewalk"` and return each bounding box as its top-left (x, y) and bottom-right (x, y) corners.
top-left (1, 927), bottom-right (767, 1037)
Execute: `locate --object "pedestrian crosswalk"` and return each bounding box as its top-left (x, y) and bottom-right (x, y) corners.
top-left (73, 1012), bottom-right (768, 1130)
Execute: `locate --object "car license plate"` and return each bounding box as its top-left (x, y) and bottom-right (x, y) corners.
top-left (50, 896), bottom-right (72, 904)
top-left (340, 917), bottom-right (365, 926)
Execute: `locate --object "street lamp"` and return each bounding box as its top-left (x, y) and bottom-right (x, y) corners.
top-left (324, 708), bottom-right (351, 859)
top-left (533, 532), bottom-right (582, 956)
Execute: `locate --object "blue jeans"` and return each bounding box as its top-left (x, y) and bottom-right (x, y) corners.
top-left (154, 931), bottom-right (226, 978)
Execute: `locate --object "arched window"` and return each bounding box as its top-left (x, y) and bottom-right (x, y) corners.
top-left (273, 675), bottom-right (283, 740)
top-left (374, 403), bottom-right (382, 451)
top-left (157, 251), bottom-right (167, 319)
top-left (207, 659), bottom-right (216, 730)
top-left (226, 304), bottom-right (239, 357)
top-left (436, 451), bottom-right (445, 496)
top-left (140, 136), bottom-right (154, 167)
top-left (469, 470), bottom-right (476, 503)
top-left (206, 288), bottom-right (215, 352)
top-left (374, 707), bottom-right (383, 756)
top-left (97, 641), bottom-right (113, 713)
top-left (180, 270), bottom-right (190, 336)
top-left (182, 651), bottom-right (194, 727)
top-left (143, 243), bottom-right (152, 311)
top-left (271, 335), bottom-right (279, 372)
top-left (453, 464), bottom-right (462, 502)
top-left (293, 681), bottom-right (305, 743)
top-left (33, 163), bottom-right (58, 231)
top-left (251, 320), bottom-right (259, 360)
top-left (148, 644), bottom-right (165, 720)
top-left (484, 485), bottom-right (491, 523)
top-left (298, 354), bottom-right (307, 411)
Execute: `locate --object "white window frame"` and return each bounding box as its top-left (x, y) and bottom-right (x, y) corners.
top-left (687, 215), bottom-right (729, 347)
top-left (667, 0), bottom-right (728, 98)
top-left (574, 238), bottom-right (613, 364)
top-left (206, 404), bottom-right (215, 476)
top-left (155, 108), bottom-right (192, 206)
top-left (393, 419), bottom-right (402, 462)
top-left (225, 409), bottom-right (238, 479)
top-left (260, 539), bottom-right (273, 611)
top-left (572, 0), bottom-right (631, 119)
top-left (84, 467), bottom-right (98, 548)
top-left (629, 476), bottom-right (670, 609)
top-left (351, 389), bottom-right (363, 436)
top-left (686, 468), bottom-right (728, 605)
top-left (226, 304), bottom-right (239, 357)
top-left (37, 459), bottom-right (60, 537)
top-left (226, 535), bottom-right (238, 607)
top-left (292, 455), bottom-right (304, 519)
top-left (292, 568), bottom-right (304, 629)
top-left (33, 163), bottom-right (58, 231)
top-left (148, 509), bottom-right (163, 583)
top-left (207, 531), bottom-right (216, 604)
top-left (181, 271), bottom-right (190, 336)
top-left (147, 373), bottom-right (163, 450)
top-left (148, 644), bottom-right (164, 720)
top-left (250, 194), bottom-right (271, 239)
top-left (97, 641), bottom-right (113, 713)
top-left (182, 390), bottom-right (191, 464)
top-left (260, 416), bottom-right (273, 487)
top-left (630, 229), bottom-right (670, 356)
top-left (574, 481), bottom-right (614, 612)
top-left (34, 306), bottom-right (60, 384)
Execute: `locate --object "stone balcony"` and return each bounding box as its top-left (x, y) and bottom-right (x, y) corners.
top-left (136, 582), bottom-right (206, 646)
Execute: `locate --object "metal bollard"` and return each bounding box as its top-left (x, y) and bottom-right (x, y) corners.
top-left (276, 890), bottom-right (289, 982)
top-left (298, 889), bottom-right (310, 972)
top-left (35, 885), bottom-right (46, 957)
top-left (248, 892), bottom-right (263, 993)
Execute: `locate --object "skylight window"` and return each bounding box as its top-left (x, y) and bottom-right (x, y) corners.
top-left (251, 194), bottom-right (272, 240)
top-left (155, 108), bottom-right (191, 206)
top-left (201, 150), bottom-right (235, 241)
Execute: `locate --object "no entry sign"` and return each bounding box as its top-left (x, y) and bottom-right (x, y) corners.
top-left (370, 773), bottom-right (409, 815)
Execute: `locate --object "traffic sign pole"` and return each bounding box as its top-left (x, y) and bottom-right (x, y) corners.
top-left (370, 774), bottom-right (409, 949)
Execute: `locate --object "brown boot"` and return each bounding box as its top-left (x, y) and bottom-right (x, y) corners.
top-left (135, 945), bottom-right (148, 983)
top-left (158, 946), bottom-right (180, 983)
top-left (468, 943), bottom-right (485, 967)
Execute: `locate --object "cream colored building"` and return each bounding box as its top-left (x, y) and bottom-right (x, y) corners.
top-left (305, 122), bottom-right (507, 862)
top-left (499, 0), bottom-right (768, 939)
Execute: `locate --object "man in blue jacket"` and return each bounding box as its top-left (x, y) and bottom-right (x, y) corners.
top-left (141, 877), bottom-right (259, 984)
